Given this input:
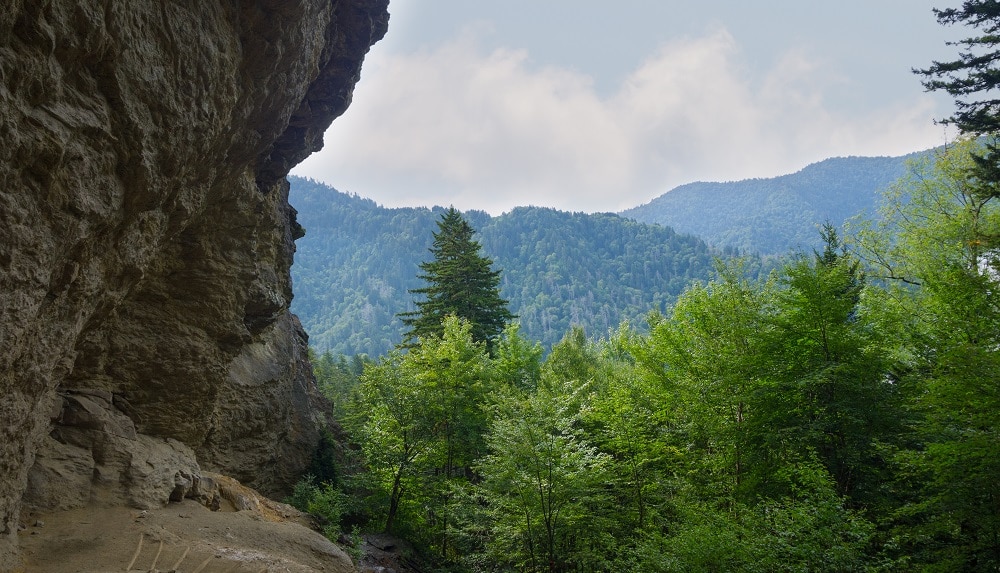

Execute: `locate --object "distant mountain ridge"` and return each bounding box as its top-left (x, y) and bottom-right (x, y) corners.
top-left (621, 150), bottom-right (933, 254)
top-left (290, 147), bottom-right (936, 355)
top-left (288, 177), bottom-right (718, 355)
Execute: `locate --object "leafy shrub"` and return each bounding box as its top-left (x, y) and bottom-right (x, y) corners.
top-left (286, 475), bottom-right (350, 541)
top-left (308, 482), bottom-right (350, 533)
top-left (286, 474), bottom-right (320, 513)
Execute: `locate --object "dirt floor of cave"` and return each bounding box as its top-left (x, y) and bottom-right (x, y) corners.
top-left (16, 500), bottom-right (354, 573)
top-left (14, 500), bottom-right (427, 573)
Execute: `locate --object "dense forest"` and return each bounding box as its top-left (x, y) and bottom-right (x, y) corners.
top-left (289, 177), bottom-right (723, 354)
top-left (289, 150), bottom-right (928, 356)
top-left (294, 138), bottom-right (1000, 571)
top-left (621, 152), bottom-right (927, 254)
top-left (284, 4), bottom-right (1000, 569)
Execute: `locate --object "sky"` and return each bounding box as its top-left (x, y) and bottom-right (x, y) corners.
top-left (292, 1), bottom-right (963, 215)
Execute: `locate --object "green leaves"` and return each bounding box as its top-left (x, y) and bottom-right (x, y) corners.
top-left (351, 316), bottom-right (495, 548)
top-left (314, 133), bottom-right (1000, 570)
top-left (846, 138), bottom-right (1000, 569)
top-left (289, 178), bottom-right (719, 355)
top-left (400, 207), bottom-right (514, 351)
top-left (768, 229), bottom-right (900, 506)
top-left (917, 2), bottom-right (1000, 135)
top-left (474, 378), bottom-right (613, 572)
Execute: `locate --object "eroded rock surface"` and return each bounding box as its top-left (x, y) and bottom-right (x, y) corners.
top-left (0, 0), bottom-right (388, 568)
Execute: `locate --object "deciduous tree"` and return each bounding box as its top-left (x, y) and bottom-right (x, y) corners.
top-left (768, 225), bottom-right (899, 508)
top-left (473, 378), bottom-right (613, 572)
top-left (856, 140), bottom-right (1000, 569)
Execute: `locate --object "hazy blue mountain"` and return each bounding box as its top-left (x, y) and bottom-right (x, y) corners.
top-left (289, 177), bottom-right (718, 355)
top-left (289, 148), bottom-right (937, 355)
top-left (621, 150), bottom-right (932, 254)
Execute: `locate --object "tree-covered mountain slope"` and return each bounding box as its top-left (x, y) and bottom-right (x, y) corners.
top-left (289, 177), bottom-right (717, 355)
top-left (621, 151), bottom-right (932, 254)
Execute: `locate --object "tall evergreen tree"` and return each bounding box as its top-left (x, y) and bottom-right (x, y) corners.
top-left (914, 0), bottom-right (1000, 135)
top-left (399, 207), bottom-right (514, 350)
top-left (917, 2), bottom-right (1000, 135)
top-left (917, 2), bottom-right (1000, 200)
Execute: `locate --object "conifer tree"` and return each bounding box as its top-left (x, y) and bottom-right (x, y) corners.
top-left (917, 2), bottom-right (1000, 200)
top-left (917, 2), bottom-right (1000, 136)
top-left (399, 207), bottom-right (514, 350)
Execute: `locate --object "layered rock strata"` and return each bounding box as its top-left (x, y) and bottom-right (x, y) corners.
top-left (0, 0), bottom-right (388, 567)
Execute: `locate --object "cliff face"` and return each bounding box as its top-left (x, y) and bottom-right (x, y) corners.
top-left (0, 0), bottom-right (388, 567)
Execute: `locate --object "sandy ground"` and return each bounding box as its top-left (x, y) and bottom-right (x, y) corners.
top-left (15, 500), bottom-right (355, 573)
top-left (12, 501), bottom-right (428, 573)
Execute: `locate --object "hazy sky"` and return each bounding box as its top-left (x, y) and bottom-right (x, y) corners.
top-left (293, 1), bottom-right (962, 215)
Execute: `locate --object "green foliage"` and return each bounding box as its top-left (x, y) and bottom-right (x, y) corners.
top-left (480, 208), bottom-right (718, 348)
top-left (584, 341), bottom-right (673, 531)
top-left (309, 483), bottom-right (351, 538)
top-left (470, 378), bottom-right (614, 572)
top-left (344, 525), bottom-right (364, 564)
top-left (286, 474), bottom-right (320, 513)
top-left (289, 180), bottom-right (442, 356)
top-left (304, 428), bottom-right (342, 487)
top-left (623, 463), bottom-right (875, 573)
top-left (916, 2), bottom-right (1000, 136)
top-left (314, 136), bottom-right (1000, 571)
top-left (351, 316), bottom-right (493, 555)
top-left (350, 351), bottom-right (436, 534)
top-left (635, 259), bottom-right (776, 505)
top-left (627, 505), bottom-right (754, 573)
top-left (288, 177), bottom-right (718, 354)
top-left (491, 323), bottom-right (543, 391)
top-left (917, 3), bottom-right (1000, 219)
top-left (541, 326), bottom-right (599, 387)
top-left (400, 207), bottom-right (514, 350)
top-left (311, 349), bottom-right (367, 420)
top-left (767, 226), bottom-right (900, 508)
top-left (850, 139), bottom-right (1000, 570)
top-left (286, 475), bottom-right (351, 542)
top-left (750, 461), bottom-right (876, 572)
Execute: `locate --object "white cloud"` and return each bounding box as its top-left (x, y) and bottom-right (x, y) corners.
top-left (293, 28), bottom-right (946, 214)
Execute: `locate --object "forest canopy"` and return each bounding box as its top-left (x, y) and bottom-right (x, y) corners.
top-left (291, 6), bottom-right (1000, 568)
top-left (296, 137), bottom-right (1000, 572)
